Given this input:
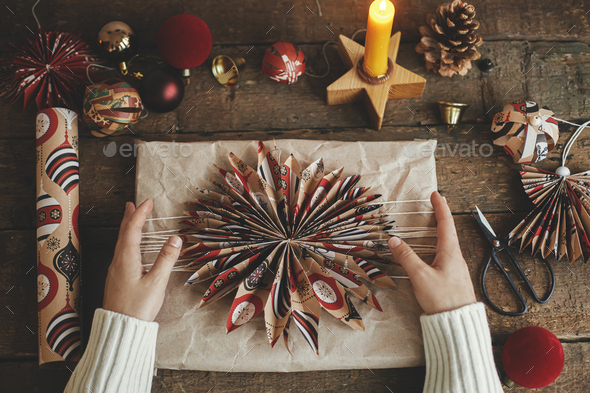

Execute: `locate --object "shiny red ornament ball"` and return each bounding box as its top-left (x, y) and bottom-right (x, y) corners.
top-left (139, 69), bottom-right (185, 113)
top-left (502, 326), bottom-right (564, 389)
top-left (262, 42), bottom-right (306, 84)
top-left (157, 14), bottom-right (212, 70)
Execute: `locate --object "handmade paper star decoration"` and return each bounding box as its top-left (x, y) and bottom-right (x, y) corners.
top-left (327, 33), bottom-right (426, 130)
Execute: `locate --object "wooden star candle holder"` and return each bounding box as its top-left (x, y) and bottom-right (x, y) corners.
top-left (327, 32), bottom-right (426, 130)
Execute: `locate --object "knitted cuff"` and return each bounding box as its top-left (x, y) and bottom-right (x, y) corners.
top-left (64, 309), bottom-right (159, 393)
top-left (420, 303), bottom-right (503, 393)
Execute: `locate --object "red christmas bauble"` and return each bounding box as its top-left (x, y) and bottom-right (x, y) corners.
top-left (262, 42), bottom-right (306, 84)
top-left (139, 69), bottom-right (185, 113)
top-left (157, 14), bottom-right (212, 70)
top-left (502, 326), bottom-right (564, 389)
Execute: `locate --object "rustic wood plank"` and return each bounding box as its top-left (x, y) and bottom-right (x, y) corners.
top-left (0, 361), bottom-right (71, 393)
top-left (152, 367), bottom-right (426, 393)
top-left (3, 123), bottom-right (590, 230)
top-left (147, 41), bottom-right (484, 132)
top-left (0, 229), bottom-right (38, 359)
top-left (1, 40), bottom-right (589, 139)
top-left (481, 41), bottom-right (590, 123)
top-left (2, 342), bottom-right (588, 392)
top-left (0, 40), bottom-right (447, 137)
top-left (140, 41), bottom-right (590, 132)
top-left (2, 0), bottom-right (590, 390)
top-left (150, 342), bottom-right (589, 392)
top-left (1, 0), bottom-right (588, 51)
top-left (3, 212), bottom-right (589, 361)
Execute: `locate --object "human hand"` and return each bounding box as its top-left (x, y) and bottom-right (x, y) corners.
top-left (102, 199), bottom-right (182, 322)
top-left (388, 191), bottom-right (476, 315)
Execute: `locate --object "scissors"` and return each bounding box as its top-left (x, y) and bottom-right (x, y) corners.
top-left (472, 206), bottom-right (555, 316)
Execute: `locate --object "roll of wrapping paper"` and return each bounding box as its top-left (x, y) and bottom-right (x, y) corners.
top-left (36, 107), bottom-right (82, 366)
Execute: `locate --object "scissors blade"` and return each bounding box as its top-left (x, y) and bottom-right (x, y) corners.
top-left (474, 206), bottom-right (497, 238)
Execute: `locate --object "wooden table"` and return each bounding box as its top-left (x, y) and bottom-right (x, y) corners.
top-left (1, 0), bottom-right (589, 391)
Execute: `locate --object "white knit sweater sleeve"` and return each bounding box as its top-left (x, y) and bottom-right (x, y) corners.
top-left (64, 308), bottom-right (158, 393)
top-left (420, 302), bottom-right (503, 393)
top-left (65, 304), bottom-right (501, 392)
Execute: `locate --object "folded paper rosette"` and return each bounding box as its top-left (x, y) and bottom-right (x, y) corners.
top-left (175, 141), bottom-right (402, 354)
top-left (509, 165), bottom-right (590, 263)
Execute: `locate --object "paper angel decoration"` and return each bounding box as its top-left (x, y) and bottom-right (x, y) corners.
top-left (142, 141), bottom-right (436, 354)
top-left (509, 120), bottom-right (590, 264)
top-left (492, 101), bottom-right (559, 164)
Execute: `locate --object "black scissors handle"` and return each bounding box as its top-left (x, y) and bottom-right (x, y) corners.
top-left (482, 254), bottom-right (527, 316)
top-left (481, 247), bottom-right (556, 316)
top-left (505, 246), bottom-right (555, 303)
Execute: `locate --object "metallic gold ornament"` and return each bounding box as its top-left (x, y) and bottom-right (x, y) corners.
top-left (437, 101), bottom-right (468, 130)
top-left (98, 21), bottom-right (139, 75)
top-left (212, 55), bottom-right (245, 87)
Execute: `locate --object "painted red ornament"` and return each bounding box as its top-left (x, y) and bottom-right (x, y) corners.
top-left (0, 28), bottom-right (98, 112)
top-left (139, 68), bottom-right (185, 113)
top-left (83, 78), bottom-right (143, 137)
top-left (157, 14), bottom-right (212, 75)
top-left (502, 326), bottom-right (564, 389)
top-left (262, 42), bottom-right (306, 84)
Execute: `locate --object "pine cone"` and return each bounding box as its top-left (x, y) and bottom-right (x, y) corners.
top-left (416, 0), bottom-right (483, 77)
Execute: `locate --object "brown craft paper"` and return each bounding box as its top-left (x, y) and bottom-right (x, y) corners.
top-left (36, 108), bottom-right (82, 367)
top-left (136, 139), bottom-right (437, 372)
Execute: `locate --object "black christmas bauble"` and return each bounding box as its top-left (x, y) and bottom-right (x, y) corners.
top-left (478, 58), bottom-right (494, 73)
top-left (139, 69), bottom-right (185, 113)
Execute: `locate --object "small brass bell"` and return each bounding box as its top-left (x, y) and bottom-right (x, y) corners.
top-left (437, 101), bottom-right (469, 130)
top-left (212, 55), bottom-right (245, 87)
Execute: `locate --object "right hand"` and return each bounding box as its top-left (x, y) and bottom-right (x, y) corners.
top-left (387, 191), bottom-right (476, 315)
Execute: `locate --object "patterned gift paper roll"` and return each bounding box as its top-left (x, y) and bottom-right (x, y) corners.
top-left (36, 108), bottom-right (82, 367)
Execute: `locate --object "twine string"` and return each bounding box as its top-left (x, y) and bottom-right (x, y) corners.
top-left (537, 115), bottom-right (590, 168)
top-left (85, 64), bottom-right (117, 84)
top-left (305, 29), bottom-right (366, 78)
top-left (558, 119), bottom-right (590, 168)
top-left (32, 0), bottom-right (41, 29)
top-left (315, 0), bottom-right (323, 16)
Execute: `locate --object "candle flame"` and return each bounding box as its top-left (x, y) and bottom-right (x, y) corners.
top-left (379, 1), bottom-right (386, 11)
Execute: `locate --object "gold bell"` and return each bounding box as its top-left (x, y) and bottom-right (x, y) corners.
top-left (212, 55), bottom-right (245, 87)
top-left (437, 101), bottom-right (468, 130)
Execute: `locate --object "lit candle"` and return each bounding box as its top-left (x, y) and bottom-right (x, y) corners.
top-left (364, 0), bottom-right (395, 77)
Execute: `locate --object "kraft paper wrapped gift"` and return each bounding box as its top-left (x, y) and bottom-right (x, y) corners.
top-left (136, 139), bottom-right (437, 372)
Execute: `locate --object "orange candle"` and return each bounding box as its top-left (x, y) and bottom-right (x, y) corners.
top-left (364, 0), bottom-right (395, 77)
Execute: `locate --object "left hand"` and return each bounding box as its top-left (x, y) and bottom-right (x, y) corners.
top-left (102, 199), bottom-right (182, 322)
